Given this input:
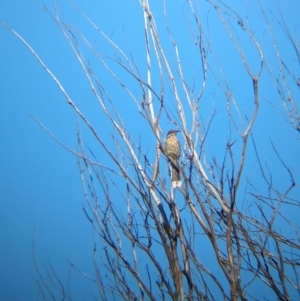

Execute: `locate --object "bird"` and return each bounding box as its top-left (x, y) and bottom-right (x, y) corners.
top-left (164, 129), bottom-right (182, 188)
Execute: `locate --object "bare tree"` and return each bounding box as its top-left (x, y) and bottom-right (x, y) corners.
top-left (2, 0), bottom-right (300, 300)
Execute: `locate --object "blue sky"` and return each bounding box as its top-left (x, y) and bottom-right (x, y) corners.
top-left (0, 1), bottom-right (101, 300)
top-left (1, 0), bottom-right (300, 300)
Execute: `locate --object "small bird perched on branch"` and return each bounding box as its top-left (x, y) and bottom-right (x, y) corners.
top-left (165, 129), bottom-right (182, 188)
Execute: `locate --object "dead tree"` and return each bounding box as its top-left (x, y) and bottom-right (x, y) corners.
top-left (2, 0), bottom-right (299, 300)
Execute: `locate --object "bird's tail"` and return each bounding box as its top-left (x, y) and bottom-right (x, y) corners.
top-left (171, 166), bottom-right (182, 188)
